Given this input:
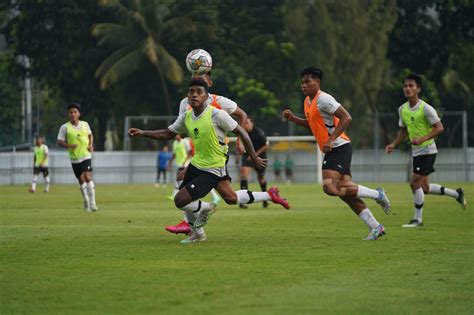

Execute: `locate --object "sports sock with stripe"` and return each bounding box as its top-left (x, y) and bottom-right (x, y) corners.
top-left (413, 188), bottom-right (424, 222)
top-left (428, 183), bottom-right (459, 198)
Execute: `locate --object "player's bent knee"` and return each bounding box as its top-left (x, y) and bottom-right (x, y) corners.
top-left (322, 184), bottom-right (338, 196)
top-left (174, 195), bottom-right (188, 209)
top-left (410, 181), bottom-right (420, 191)
top-left (223, 194), bottom-right (237, 205)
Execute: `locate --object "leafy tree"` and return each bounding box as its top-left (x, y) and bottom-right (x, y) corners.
top-left (282, 0), bottom-right (397, 144)
top-left (0, 53), bottom-right (22, 146)
top-left (387, 0), bottom-right (474, 145)
top-left (92, 0), bottom-right (187, 114)
top-left (388, 0), bottom-right (474, 83)
top-left (206, 1), bottom-right (299, 117)
top-left (283, 0), bottom-right (397, 109)
top-left (5, 0), bottom-right (113, 149)
top-left (229, 77), bottom-right (280, 118)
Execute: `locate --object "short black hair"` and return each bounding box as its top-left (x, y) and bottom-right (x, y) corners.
top-left (300, 66), bottom-right (323, 80)
top-left (67, 102), bottom-right (81, 112)
top-left (405, 73), bottom-right (422, 89)
top-left (188, 78), bottom-right (209, 93)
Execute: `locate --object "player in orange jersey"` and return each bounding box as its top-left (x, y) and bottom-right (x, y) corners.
top-left (283, 66), bottom-right (390, 240)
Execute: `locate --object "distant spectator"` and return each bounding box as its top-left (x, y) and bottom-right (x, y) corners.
top-left (285, 154), bottom-right (294, 184)
top-left (273, 156), bottom-right (283, 182)
top-left (155, 145), bottom-right (172, 187)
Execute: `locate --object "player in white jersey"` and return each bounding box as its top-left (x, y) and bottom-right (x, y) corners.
top-left (57, 103), bottom-right (98, 212)
top-left (130, 78), bottom-right (289, 243)
top-left (283, 66), bottom-right (390, 241)
top-left (386, 73), bottom-right (467, 227)
top-left (29, 135), bottom-right (51, 193)
top-left (165, 72), bottom-right (248, 235)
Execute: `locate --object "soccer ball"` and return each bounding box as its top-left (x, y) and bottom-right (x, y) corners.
top-left (185, 49), bottom-right (212, 75)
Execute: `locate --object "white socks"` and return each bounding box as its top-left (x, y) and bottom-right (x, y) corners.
top-left (359, 208), bottom-right (380, 229)
top-left (236, 190), bottom-right (270, 204)
top-left (413, 188), bottom-right (424, 222)
top-left (45, 176), bottom-right (50, 192)
top-left (428, 184), bottom-right (459, 198)
top-left (31, 175), bottom-right (38, 191)
top-left (31, 175), bottom-right (50, 192)
top-left (356, 185), bottom-right (380, 199)
top-left (180, 200), bottom-right (210, 235)
top-left (184, 211), bottom-right (204, 235)
top-left (86, 181), bottom-right (97, 209)
top-left (80, 183), bottom-right (90, 209)
top-left (180, 200), bottom-right (211, 213)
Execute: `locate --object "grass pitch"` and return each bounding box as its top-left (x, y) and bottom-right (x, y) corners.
top-left (1, 183), bottom-right (473, 314)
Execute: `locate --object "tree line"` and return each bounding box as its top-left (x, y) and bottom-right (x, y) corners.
top-left (1, 0), bottom-right (472, 149)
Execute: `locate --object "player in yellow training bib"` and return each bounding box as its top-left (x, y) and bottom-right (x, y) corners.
top-left (129, 78), bottom-right (290, 244)
top-left (386, 73), bottom-right (467, 228)
top-left (165, 72), bottom-right (249, 235)
top-left (57, 103), bottom-right (98, 212)
top-left (28, 135), bottom-right (51, 193)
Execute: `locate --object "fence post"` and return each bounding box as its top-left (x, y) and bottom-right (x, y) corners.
top-left (10, 152), bottom-right (14, 185)
top-left (462, 111), bottom-right (469, 182)
top-left (374, 111), bottom-right (381, 182)
top-left (123, 116), bottom-right (130, 151)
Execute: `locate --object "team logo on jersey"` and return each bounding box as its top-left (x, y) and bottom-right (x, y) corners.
top-left (193, 128), bottom-right (199, 138)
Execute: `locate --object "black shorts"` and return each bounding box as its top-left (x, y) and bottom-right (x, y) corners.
top-left (180, 163), bottom-right (230, 200)
top-left (322, 143), bottom-right (352, 176)
top-left (33, 167), bottom-right (49, 177)
top-left (241, 154), bottom-right (266, 176)
top-left (413, 154), bottom-right (436, 176)
top-left (71, 159), bottom-right (92, 180)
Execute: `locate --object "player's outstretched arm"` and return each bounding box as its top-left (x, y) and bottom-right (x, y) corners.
top-left (232, 125), bottom-right (267, 170)
top-left (282, 109), bottom-right (310, 129)
top-left (128, 128), bottom-right (177, 141)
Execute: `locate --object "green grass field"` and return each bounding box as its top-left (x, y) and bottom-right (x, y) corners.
top-left (1, 183), bottom-right (473, 314)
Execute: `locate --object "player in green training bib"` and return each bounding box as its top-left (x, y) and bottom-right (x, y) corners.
top-left (386, 73), bottom-right (467, 228)
top-left (129, 78), bottom-right (290, 244)
top-left (57, 103), bottom-right (98, 212)
top-left (28, 135), bottom-right (51, 193)
top-left (167, 135), bottom-right (192, 198)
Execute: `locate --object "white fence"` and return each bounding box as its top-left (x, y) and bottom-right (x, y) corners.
top-left (1, 148), bottom-right (472, 185)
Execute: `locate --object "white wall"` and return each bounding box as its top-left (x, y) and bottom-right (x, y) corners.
top-left (1, 148), bottom-right (472, 185)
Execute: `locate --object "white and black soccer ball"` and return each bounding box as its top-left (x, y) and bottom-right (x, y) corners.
top-left (185, 49), bottom-right (212, 75)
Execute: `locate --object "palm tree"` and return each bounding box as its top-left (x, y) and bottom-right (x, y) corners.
top-left (92, 0), bottom-right (185, 114)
